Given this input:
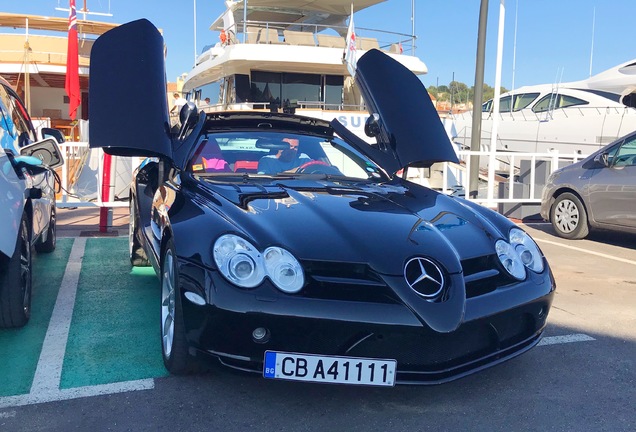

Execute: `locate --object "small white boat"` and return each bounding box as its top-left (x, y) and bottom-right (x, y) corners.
top-left (451, 59), bottom-right (636, 155)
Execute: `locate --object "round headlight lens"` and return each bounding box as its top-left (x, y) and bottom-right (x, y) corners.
top-left (496, 239), bottom-right (526, 280)
top-left (213, 234), bottom-right (264, 288)
top-left (509, 228), bottom-right (544, 273)
top-left (264, 246), bottom-right (304, 293)
top-left (214, 236), bottom-right (304, 293)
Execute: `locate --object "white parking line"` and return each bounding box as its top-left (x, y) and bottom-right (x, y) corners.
top-left (30, 238), bottom-right (86, 394)
top-left (0, 379), bottom-right (154, 409)
top-left (0, 237), bottom-right (155, 410)
top-left (537, 333), bottom-right (596, 346)
top-left (534, 237), bottom-right (636, 266)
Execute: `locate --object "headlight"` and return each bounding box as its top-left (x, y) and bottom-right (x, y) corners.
top-left (495, 239), bottom-right (526, 280)
top-left (264, 247), bottom-right (304, 293)
top-left (509, 228), bottom-right (544, 273)
top-left (213, 234), bottom-right (264, 288)
top-left (495, 228), bottom-right (545, 280)
top-left (213, 234), bottom-right (305, 293)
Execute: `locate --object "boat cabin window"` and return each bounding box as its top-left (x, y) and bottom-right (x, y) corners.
top-left (532, 93), bottom-right (589, 113)
top-left (247, 71), bottom-right (344, 110)
top-left (195, 80), bottom-right (222, 106)
top-left (512, 92), bottom-right (539, 110)
top-left (481, 92), bottom-right (539, 113)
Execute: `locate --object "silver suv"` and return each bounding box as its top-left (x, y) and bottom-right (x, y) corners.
top-left (0, 77), bottom-right (65, 327)
top-left (541, 131), bottom-right (636, 239)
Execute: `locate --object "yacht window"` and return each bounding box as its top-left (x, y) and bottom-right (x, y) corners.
top-left (234, 74), bottom-right (251, 103)
top-left (499, 96), bottom-right (512, 112)
top-left (558, 94), bottom-right (589, 109)
top-left (195, 80), bottom-right (222, 106)
top-left (250, 72), bottom-right (342, 109)
top-left (324, 75), bottom-right (344, 108)
top-left (282, 73), bottom-right (321, 106)
top-left (512, 92), bottom-right (539, 111)
top-left (532, 93), bottom-right (589, 113)
top-left (251, 71), bottom-right (282, 105)
top-left (482, 100), bottom-right (492, 112)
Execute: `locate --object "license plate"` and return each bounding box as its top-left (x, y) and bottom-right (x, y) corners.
top-left (263, 351), bottom-right (396, 386)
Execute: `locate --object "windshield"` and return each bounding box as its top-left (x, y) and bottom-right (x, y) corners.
top-left (187, 131), bottom-right (387, 181)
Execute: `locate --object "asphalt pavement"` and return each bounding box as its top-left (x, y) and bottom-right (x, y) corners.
top-left (0, 209), bottom-right (634, 431)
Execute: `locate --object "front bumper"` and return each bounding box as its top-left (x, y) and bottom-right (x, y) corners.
top-left (177, 260), bottom-right (555, 385)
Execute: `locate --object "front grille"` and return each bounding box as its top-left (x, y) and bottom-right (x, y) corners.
top-left (346, 312), bottom-right (537, 369)
top-left (461, 255), bottom-right (517, 298)
top-left (300, 260), bottom-right (401, 304)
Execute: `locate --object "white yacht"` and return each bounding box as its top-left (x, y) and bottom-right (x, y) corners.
top-left (181, 0), bottom-right (427, 139)
top-left (451, 59), bottom-right (636, 155)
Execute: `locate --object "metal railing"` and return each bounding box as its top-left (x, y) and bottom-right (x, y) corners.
top-left (55, 145), bottom-right (588, 211)
top-left (409, 150), bottom-right (589, 206)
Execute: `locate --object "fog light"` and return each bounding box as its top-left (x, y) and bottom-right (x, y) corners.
top-left (252, 327), bottom-right (270, 343)
top-left (538, 307), bottom-right (545, 319)
top-left (184, 291), bottom-right (206, 306)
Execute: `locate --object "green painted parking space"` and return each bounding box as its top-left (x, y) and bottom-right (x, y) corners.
top-left (0, 237), bottom-right (167, 399)
top-left (0, 238), bottom-right (73, 397)
top-left (61, 238), bottom-right (167, 388)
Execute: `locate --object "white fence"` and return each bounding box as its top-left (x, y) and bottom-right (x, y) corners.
top-left (409, 150), bottom-right (589, 208)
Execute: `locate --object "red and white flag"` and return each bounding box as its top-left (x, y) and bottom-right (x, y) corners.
top-left (343, 4), bottom-right (357, 77)
top-left (65, 0), bottom-right (80, 120)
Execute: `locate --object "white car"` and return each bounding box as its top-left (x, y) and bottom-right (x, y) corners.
top-left (0, 76), bottom-right (65, 328)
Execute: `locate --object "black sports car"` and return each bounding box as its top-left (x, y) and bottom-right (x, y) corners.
top-left (89, 20), bottom-right (555, 386)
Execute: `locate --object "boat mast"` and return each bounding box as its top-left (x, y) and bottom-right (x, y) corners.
top-left (411, 0), bottom-right (415, 55)
top-left (24, 19), bottom-right (31, 112)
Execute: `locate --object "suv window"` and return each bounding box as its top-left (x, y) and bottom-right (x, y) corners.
top-left (613, 136), bottom-right (636, 167)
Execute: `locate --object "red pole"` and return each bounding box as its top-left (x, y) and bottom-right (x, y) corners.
top-left (99, 153), bottom-right (112, 232)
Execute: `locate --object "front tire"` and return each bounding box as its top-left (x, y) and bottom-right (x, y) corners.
top-left (160, 239), bottom-right (194, 374)
top-left (0, 212), bottom-right (32, 328)
top-left (551, 192), bottom-right (589, 239)
top-left (35, 206), bottom-right (56, 253)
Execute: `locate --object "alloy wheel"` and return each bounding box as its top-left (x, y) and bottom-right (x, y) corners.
top-left (19, 218), bottom-right (32, 315)
top-left (161, 249), bottom-right (176, 358)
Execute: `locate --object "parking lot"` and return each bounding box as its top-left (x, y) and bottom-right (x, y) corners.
top-left (0, 209), bottom-right (634, 431)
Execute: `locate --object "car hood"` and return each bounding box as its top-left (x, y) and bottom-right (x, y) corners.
top-left (192, 178), bottom-right (509, 332)
top-left (197, 178), bottom-right (503, 276)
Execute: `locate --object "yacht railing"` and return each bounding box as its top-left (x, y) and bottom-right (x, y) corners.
top-left (198, 101), bottom-right (367, 113)
top-left (224, 19), bottom-right (415, 54)
top-left (452, 105), bottom-right (636, 123)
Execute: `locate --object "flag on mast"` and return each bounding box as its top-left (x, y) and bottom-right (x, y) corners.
top-left (343, 3), bottom-right (357, 77)
top-left (65, 0), bottom-right (80, 120)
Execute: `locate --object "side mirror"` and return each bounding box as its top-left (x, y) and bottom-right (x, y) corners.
top-left (593, 152), bottom-right (610, 167)
top-left (19, 137), bottom-right (65, 169)
top-left (41, 128), bottom-right (66, 144)
top-left (177, 102), bottom-right (199, 140)
top-left (364, 113), bottom-right (381, 138)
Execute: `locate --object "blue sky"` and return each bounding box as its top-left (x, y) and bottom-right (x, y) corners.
top-left (2, 0), bottom-right (635, 91)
